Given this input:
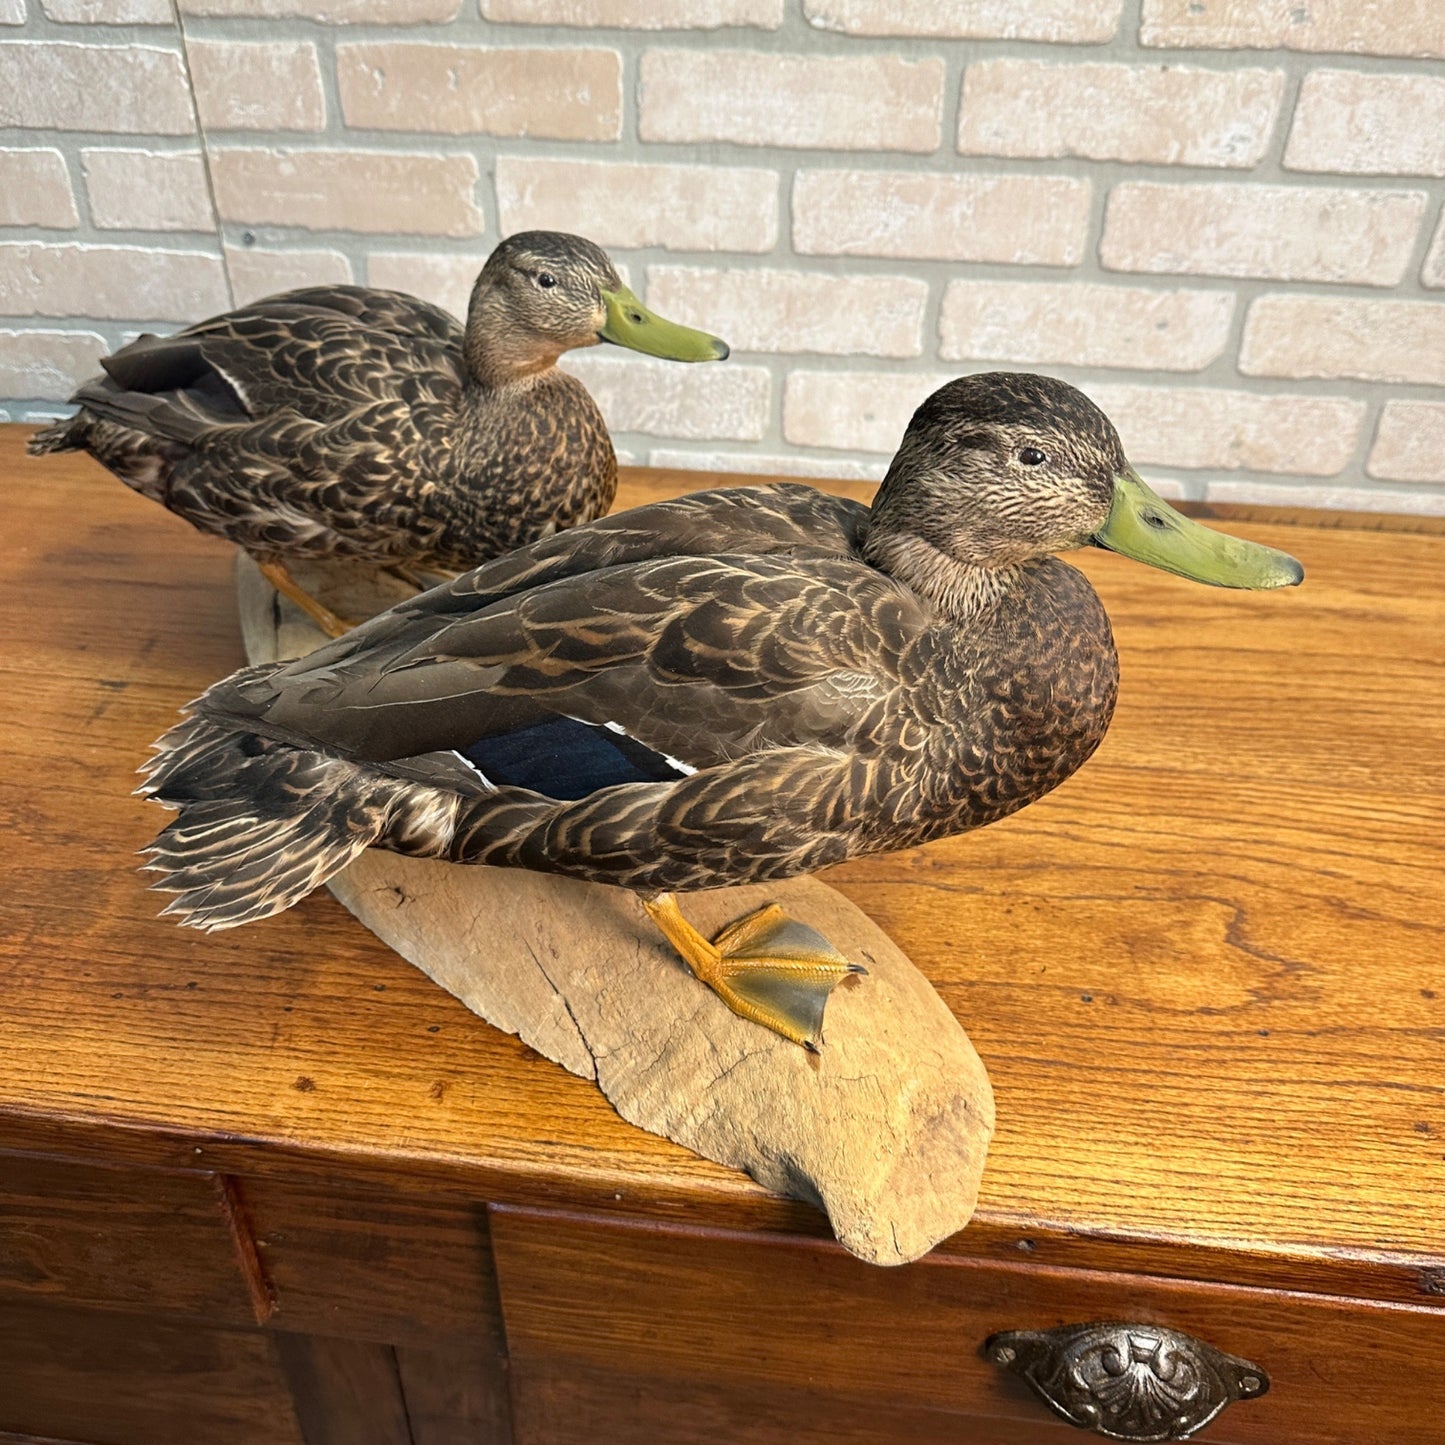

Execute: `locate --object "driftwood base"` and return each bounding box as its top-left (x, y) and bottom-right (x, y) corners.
top-left (235, 553), bottom-right (994, 1265)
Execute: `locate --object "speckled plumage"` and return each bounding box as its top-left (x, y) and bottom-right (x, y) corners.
top-left (139, 376), bottom-right (1129, 932)
top-left (26, 233), bottom-right (670, 572)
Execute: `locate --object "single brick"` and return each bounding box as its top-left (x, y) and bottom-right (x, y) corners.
top-left (1085, 383), bottom-right (1364, 475)
top-left (940, 279), bottom-right (1233, 371)
top-left (1240, 295), bottom-right (1445, 386)
top-left (0, 1), bottom-right (24, 22)
top-left (483, 0), bottom-right (782, 24)
top-left (804, 0), bottom-right (1121, 42)
top-left (0, 328), bottom-right (107, 401)
top-left (0, 150), bottom-right (78, 227)
top-left (639, 49), bottom-right (943, 152)
top-left (1204, 478), bottom-right (1445, 516)
top-left (0, 243), bottom-right (229, 321)
top-left (1285, 71), bottom-right (1445, 177)
top-left (1140, 0), bottom-right (1445, 60)
top-left (42, 0), bottom-right (172, 19)
top-left (188, 40), bottom-right (326, 133)
top-left (226, 245), bottom-right (352, 304)
top-left (211, 149), bottom-right (484, 237)
top-left (82, 149), bottom-right (214, 232)
top-left (0, 42), bottom-right (194, 134)
top-left (367, 250), bottom-right (487, 319)
top-left (792, 169), bottom-right (1089, 266)
top-left (560, 353), bottom-right (770, 441)
top-left (646, 265), bottom-right (927, 358)
top-left (1423, 209), bottom-right (1445, 288)
top-left (338, 43), bottom-right (621, 142)
top-left (958, 60), bottom-right (1284, 168)
top-left (1101, 181), bottom-right (1425, 285)
top-left (783, 370), bottom-right (953, 453)
top-left (649, 447), bottom-right (887, 481)
top-left (1367, 401), bottom-right (1445, 484)
top-left (496, 157), bottom-right (778, 253)
top-left (180, 0), bottom-right (460, 18)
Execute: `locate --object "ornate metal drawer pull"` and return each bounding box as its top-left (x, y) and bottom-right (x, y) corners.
top-left (984, 1321), bottom-right (1269, 1442)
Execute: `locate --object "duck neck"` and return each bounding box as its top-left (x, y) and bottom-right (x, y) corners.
top-left (862, 461), bottom-right (1025, 623)
top-left (462, 286), bottom-right (567, 391)
top-left (862, 526), bottom-right (1022, 624)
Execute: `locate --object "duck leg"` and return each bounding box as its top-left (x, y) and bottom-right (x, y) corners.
top-left (256, 559), bottom-right (354, 638)
top-left (382, 563), bottom-right (430, 592)
top-left (643, 892), bottom-right (866, 1051)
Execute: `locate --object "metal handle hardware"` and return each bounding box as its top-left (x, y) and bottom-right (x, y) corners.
top-left (984, 1321), bottom-right (1269, 1442)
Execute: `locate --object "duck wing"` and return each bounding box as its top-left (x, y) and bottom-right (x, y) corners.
top-left (85, 288), bottom-right (463, 428)
top-left (63, 288), bottom-right (469, 556)
top-left (206, 485), bottom-right (906, 772)
top-left (243, 284), bottom-right (461, 347)
top-left (360, 481), bottom-right (870, 623)
top-left (158, 486), bottom-right (941, 903)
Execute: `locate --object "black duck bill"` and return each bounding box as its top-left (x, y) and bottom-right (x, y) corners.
top-left (1096, 467), bottom-right (1304, 589)
top-left (597, 285), bottom-right (729, 362)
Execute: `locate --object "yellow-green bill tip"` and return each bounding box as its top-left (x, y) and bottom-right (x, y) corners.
top-left (598, 285), bottom-right (729, 363)
top-left (1096, 468), bottom-right (1304, 590)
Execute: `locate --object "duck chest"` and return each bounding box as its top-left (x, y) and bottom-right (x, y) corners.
top-left (2, 444), bottom-right (1441, 1444)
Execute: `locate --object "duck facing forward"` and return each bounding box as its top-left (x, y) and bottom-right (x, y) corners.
top-left (139, 374), bottom-right (1302, 1049)
top-left (28, 230), bottom-right (728, 635)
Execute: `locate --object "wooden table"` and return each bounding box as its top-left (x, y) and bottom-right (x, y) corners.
top-left (1, 426), bottom-right (1441, 1444)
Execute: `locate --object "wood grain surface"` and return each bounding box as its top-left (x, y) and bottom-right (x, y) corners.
top-left (1, 426), bottom-right (1441, 1309)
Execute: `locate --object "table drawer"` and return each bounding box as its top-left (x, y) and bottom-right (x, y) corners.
top-left (0, 1150), bottom-right (264, 1323)
top-left (491, 1207), bottom-right (1444, 1445)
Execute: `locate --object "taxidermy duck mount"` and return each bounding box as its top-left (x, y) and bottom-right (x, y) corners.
top-left (141, 374), bottom-right (1303, 1263)
top-left (28, 230), bottom-right (727, 637)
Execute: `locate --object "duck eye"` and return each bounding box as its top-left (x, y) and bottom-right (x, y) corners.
top-left (1017, 446), bottom-right (1047, 467)
top-left (536, 272), bottom-right (558, 289)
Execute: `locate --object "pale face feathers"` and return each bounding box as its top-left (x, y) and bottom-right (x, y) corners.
top-left (465, 232), bottom-right (623, 373)
top-left (864, 374), bottom-right (1126, 595)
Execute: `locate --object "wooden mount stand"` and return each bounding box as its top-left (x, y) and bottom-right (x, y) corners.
top-left (236, 553), bottom-right (994, 1265)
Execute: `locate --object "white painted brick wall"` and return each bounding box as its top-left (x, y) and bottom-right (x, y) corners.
top-left (0, 1), bottom-right (1441, 513)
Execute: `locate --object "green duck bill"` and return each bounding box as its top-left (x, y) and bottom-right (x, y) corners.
top-left (598, 285), bottom-right (730, 362)
top-left (1096, 467), bottom-right (1304, 590)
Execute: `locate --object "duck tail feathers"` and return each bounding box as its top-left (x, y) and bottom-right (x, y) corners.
top-left (138, 711), bottom-right (404, 932)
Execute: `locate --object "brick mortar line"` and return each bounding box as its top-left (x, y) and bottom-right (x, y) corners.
top-left (151, 12), bottom-right (1445, 71)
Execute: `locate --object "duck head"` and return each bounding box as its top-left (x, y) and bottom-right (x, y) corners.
top-left (864, 373), bottom-right (1303, 616)
top-left (463, 231), bottom-right (728, 384)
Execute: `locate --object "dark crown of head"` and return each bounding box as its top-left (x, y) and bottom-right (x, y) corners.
top-left (491, 231), bottom-right (616, 279)
top-left (908, 373), bottom-right (1125, 469)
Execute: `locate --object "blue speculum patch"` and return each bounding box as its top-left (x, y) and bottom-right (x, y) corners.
top-left (458, 715), bottom-right (690, 801)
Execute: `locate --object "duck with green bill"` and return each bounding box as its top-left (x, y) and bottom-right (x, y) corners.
top-left (139, 374), bottom-right (1302, 1051)
top-left (29, 231), bottom-right (728, 637)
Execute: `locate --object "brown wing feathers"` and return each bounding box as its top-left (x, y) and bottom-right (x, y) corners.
top-left (141, 488), bottom-right (917, 921)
